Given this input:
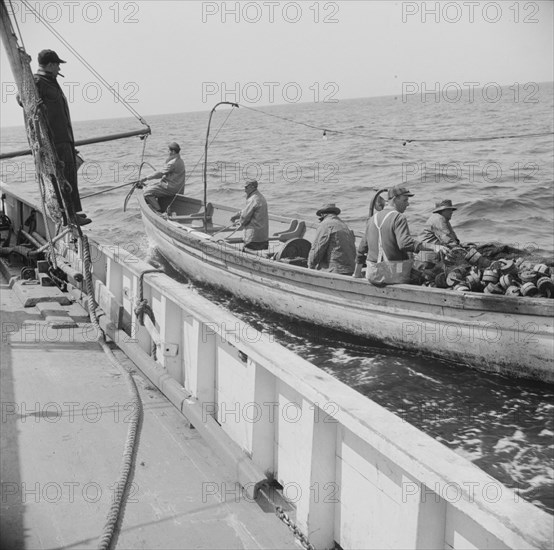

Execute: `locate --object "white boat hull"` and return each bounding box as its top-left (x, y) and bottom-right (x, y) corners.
top-left (140, 195), bottom-right (554, 382)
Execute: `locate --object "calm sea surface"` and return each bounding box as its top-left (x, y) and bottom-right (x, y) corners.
top-left (1, 84), bottom-right (553, 513)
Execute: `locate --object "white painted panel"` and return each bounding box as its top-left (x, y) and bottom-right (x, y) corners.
top-left (445, 507), bottom-right (508, 550)
top-left (182, 318), bottom-right (215, 406)
top-left (275, 382), bottom-right (308, 490)
top-left (250, 364), bottom-right (276, 474)
top-left (215, 341), bottom-right (255, 454)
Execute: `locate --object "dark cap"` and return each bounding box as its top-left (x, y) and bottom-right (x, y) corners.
top-left (168, 142), bottom-right (181, 153)
top-left (316, 203), bottom-right (341, 217)
top-left (387, 185), bottom-right (414, 199)
top-left (244, 179), bottom-right (258, 189)
top-left (433, 199), bottom-right (457, 213)
top-left (38, 49), bottom-right (66, 66)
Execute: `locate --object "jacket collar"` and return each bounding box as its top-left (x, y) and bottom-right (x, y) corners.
top-left (36, 68), bottom-right (57, 80)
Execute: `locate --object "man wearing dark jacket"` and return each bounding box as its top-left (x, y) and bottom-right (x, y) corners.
top-left (34, 49), bottom-right (90, 225)
top-left (308, 203), bottom-right (356, 275)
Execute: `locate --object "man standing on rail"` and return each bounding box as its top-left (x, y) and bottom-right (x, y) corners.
top-left (34, 49), bottom-right (91, 226)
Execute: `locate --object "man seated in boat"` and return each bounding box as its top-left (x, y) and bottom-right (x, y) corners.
top-left (417, 199), bottom-right (461, 264)
top-left (139, 142), bottom-right (186, 212)
top-left (354, 185), bottom-right (448, 285)
top-left (307, 204), bottom-right (356, 275)
top-left (230, 180), bottom-right (269, 251)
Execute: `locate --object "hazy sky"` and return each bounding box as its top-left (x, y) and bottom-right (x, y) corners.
top-left (1, 0), bottom-right (553, 127)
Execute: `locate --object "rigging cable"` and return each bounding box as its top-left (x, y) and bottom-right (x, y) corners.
top-left (86, 103), bottom-right (237, 204)
top-left (237, 103), bottom-right (554, 145)
top-left (21, 0), bottom-right (149, 127)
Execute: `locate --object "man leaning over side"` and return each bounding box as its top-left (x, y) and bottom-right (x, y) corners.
top-left (420, 199), bottom-right (460, 247)
top-left (417, 198), bottom-right (461, 265)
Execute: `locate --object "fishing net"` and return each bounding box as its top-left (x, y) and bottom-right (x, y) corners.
top-left (475, 242), bottom-right (554, 267)
top-left (411, 241), bottom-right (554, 298)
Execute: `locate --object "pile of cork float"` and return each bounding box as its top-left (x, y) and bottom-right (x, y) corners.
top-left (418, 246), bottom-right (554, 298)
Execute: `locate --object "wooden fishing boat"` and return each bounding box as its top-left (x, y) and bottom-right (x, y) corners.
top-left (139, 192), bottom-right (554, 383)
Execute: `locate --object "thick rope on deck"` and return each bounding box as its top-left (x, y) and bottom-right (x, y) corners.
top-left (79, 235), bottom-right (143, 550)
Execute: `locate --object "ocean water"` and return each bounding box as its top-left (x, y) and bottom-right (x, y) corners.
top-left (1, 84), bottom-right (553, 514)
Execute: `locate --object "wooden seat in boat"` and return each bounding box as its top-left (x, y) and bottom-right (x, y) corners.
top-left (226, 220), bottom-right (307, 245)
top-left (271, 219), bottom-right (306, 242)
top-left (171, 202), bottom-right (214, 223)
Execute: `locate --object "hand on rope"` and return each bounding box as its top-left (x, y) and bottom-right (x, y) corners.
top-left (123, 158), bottom-right (155, 211)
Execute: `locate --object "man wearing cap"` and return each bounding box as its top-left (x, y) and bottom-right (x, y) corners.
top-left (420, 199), bottom-right (460, 248)
top-left (355, 185), bottom-right (448, 285)
top-left (230, 180), bottom-right (269, 250)
top-left (140, 142), bottom-right (186, 212)
top-left (34, 49), bottom-right (90, 225)
top-left (308, 204), bottom-right (356, 275)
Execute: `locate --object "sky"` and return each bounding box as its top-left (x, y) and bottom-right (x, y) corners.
top-left (0, 0), bottom-right (553, 127)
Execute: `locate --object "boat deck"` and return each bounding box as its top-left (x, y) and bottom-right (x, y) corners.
top-left (0, 273), bottom-right (298, 549)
